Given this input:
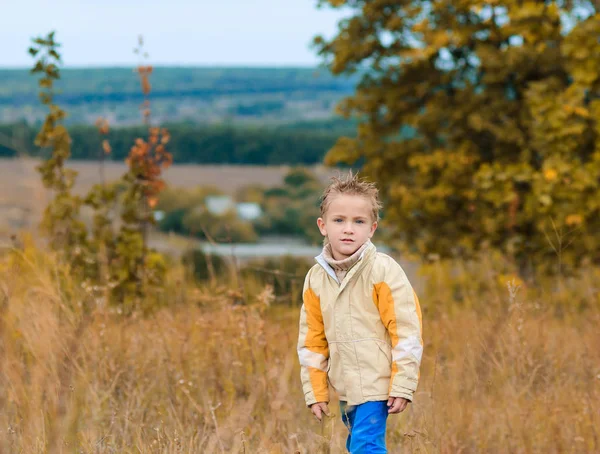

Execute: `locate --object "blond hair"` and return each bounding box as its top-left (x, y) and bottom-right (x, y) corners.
top-left (320, 170), bottom-right (382, 222)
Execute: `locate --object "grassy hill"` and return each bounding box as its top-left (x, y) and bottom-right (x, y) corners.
top-left (0, 67), bottom-right (358, 126)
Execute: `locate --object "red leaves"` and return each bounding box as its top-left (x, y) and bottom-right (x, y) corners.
top-left (125, 127), bottom-right (173, 202)
top-left (136, 66), bottom-right (153, 96)
top-left (95, 117), bottom-right (110, 135)
top-left (126, 35), bottom-right (172, 210)
top-left (102, 140), bottom-right (112, 155)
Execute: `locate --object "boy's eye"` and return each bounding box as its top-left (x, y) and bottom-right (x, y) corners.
top-left (356, 220), bottom-right (365, 224)
top-left (334, 219), bottom-right (342, 223)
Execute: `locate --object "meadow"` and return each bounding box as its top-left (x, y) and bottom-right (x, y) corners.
top-left (0, 157), bottom-right (337, 244)
top-left (1, 237), bottom-right (598, 453)
top-left (3, 16), bottom-right (600, 451)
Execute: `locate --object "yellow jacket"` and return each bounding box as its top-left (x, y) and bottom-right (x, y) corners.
top-left (297, 242), bottom-right (423, 406)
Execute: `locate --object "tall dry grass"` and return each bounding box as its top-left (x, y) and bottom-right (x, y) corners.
top-left (1, 238), bottom-right (599, 453)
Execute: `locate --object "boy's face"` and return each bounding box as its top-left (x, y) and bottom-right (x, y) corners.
top-left (317, 194), bottom-right (378, 260)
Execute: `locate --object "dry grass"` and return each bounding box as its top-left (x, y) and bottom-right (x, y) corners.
top-left (1, 237), bottom-right (599, 453)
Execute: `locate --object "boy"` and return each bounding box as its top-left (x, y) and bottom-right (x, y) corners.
top-left (297, 172), bottom-right (423, 453)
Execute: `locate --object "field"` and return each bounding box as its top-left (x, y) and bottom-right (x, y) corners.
top-left (1, 241), bottom-right (598, 453)
top-left (4, 4), bottom-right (600, 452)
top-left (1, 159), bottom-right (599, 453)
top-left (1, 160), bottom-right (599, 453)
top-left (0, 157), bottom-right (338, 243)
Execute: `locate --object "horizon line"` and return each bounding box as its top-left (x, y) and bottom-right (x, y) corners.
top-left (0, 63), bottom-right (332, 71)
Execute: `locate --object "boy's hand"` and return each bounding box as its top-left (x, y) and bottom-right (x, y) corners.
top-left (310, 402), bottom-right (331, 421)
top-left (387, 397), bottom-right (409, 414)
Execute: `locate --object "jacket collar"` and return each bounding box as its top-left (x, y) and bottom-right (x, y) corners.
top-left (315, 241), bottom-right (377, 286)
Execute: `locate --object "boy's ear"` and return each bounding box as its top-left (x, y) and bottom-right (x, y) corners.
top-left (317, 217), bottom-right (327, 236)
top-left (368, 221), bottom-right (378, 238)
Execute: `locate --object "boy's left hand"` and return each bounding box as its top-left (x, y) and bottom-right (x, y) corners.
top-left (387, 397), bottom-right (409, 414)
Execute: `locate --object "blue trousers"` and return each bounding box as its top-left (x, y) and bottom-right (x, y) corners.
top-left (340, 400), bottom-right (389, 453)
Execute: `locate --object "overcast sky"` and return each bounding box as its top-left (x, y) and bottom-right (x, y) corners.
top-left (2, 0), bottom-right (345, 67)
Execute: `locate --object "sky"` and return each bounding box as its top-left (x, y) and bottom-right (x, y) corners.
top-left (2, 0), bottom-right (346, 68)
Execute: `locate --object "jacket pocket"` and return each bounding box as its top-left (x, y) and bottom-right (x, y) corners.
top-left (376, 341), bottom-right (392, 368)
top-left (327, 343), bottom-right (343, 396)
top-left (357, 339), bottom-right (392, 397)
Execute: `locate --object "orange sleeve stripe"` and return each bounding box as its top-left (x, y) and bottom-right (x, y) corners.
top-left (413, 289), bottom-right (423, 336)
top-left (303, 288), bottom-right (329, 357)
top-left (373, 282), bottom-right (399, 348)
top-left (412, 289), bottom-right (423, 381)
top-left (373, 282), bottom-right (401, 387)
top-left (308, 367), bottom-right (329, 402)
top-left (375, 282), bottom-right (423, 387)
top-left (303, 288), bottom-right (329, 401)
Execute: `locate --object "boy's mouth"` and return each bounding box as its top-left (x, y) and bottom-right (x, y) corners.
top-left (341, 239), bottom-right (354, 243)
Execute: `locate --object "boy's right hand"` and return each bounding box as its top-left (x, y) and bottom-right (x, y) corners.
top-left (310, 402), bottom-right (330, 421)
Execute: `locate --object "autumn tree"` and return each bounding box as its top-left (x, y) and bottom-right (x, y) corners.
top-left (29, 32), bottom-right (91, 273)
top-left (316, 1), bottom-right (600, 274)
top-left (28, 32), bottom-right (171, 311)
top-left (111, 37), bottom-right (172, 309)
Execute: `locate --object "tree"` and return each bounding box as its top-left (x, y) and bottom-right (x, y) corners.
top-left (28, 32), bottom-right (172, 312)
top-left (316, 0), bottom-right (600, 274)
top-left (29, 32), bottom-right (91, 274)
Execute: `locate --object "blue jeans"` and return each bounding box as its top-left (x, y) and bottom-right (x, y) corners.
top-left (340, 400), bottom-right (389, 453)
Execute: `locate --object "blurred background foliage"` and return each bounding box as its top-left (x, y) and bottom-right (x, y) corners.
top-left (155, 167), bottom-right (323, 244)
top-left (317, 0), bottom-right (600, 276)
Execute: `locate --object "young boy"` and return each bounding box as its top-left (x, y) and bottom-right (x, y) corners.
top-left (297, 172), bottom-right (423, 453)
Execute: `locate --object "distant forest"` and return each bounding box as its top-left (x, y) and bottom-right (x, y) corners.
top-left (0, 67), bottom-right (357, 102)
top-left (0, 67), bottom-right (358, 125)
top-left (0, 119), bottom-right (358, 164)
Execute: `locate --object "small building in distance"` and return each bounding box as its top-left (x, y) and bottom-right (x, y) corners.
top-left (204, 195), bottom-right (263, 221)
top-left (205, 195), bottom-right (235, 215)
top-left (236, 202), bottom-right (262, 221)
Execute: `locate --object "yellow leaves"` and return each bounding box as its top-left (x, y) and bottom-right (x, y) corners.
top-left (565, 214), bottom-right (583, 226)
top-left (563, 105), bottom-right (590, 118)
top-left (412, 19), bottom-right (429, 33)
top-left (399, 47), bottom-right (425, 60)
top-left (312, 0), bottom-right (600, 270)
top-left (389, 183), bottom-right (409, 199)
top-left (324, 136), bottom-right (360, 166)
top-left (385, 15), bottom-right (403, 32)
top-left (562, 15), bottom-right (600, 85)
top-left (538, 194), bottom-right (552, 206)
top-left (468, 113), bottom-right (484, 132)
top-left (496, 273), bottom-right (525, 291)
top-left (572, 106), bottom-right (590, 118)
top-left (469, 4), bottom-right (483, 15)
top-left (543, 168), bottom-right (558, 182)
top-left (431, 31), bottom-right (450, 48)
top-left (511, 1), bottom-right (546, 21)
top-left (463, 189), bottom-right (477, 200)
